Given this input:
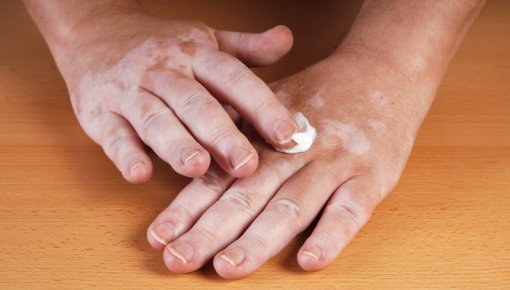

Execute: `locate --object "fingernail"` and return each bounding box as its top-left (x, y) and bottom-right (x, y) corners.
top-left (220, 247), bottom-right (245, 267)
top-left (149, 223), bottom-right (175, 246)
top-left (230, 147), bottom-right (254, 171)
top-left (274, 119), bottom-right (297, 144)
top-left (167, 243), bottom-right (193, 265)
top-left (302, 246), bottom-right (321, 261)
top-left (181, 148), bottom-right (201, 165)
top-left (130, 162), bottom-right (144, 176)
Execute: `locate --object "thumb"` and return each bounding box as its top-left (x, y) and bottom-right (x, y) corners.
top-left (214, 25), bottom-right (294, 67)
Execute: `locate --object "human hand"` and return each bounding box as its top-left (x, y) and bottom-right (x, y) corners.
top-left (147, 51), bottom-right (437, 278)
top-left (53, 9), bottom-right (297, 183)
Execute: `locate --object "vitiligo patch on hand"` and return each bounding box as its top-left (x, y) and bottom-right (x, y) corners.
top-left (276, 112), bottom-right (317, 154)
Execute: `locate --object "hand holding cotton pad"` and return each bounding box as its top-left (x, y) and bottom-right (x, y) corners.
top-left (276, 112), bottom-right (317, 154)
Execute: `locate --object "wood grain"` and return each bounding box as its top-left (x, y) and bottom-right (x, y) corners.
top-left (1, 1), bottom-right (509, 289)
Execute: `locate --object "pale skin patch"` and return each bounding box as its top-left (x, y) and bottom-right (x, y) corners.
top-left (71, 36), bottom-right (202, 164)
top-left (77, 37), bottom-right (193, 120)
top-left (307, 89), bottom-right (325, 108)
top-left (367, 119), bottom-right (386, 132)
top-left (319, 119), bottom-right (371, 155)
top-left (275, 90), bottom-right (292, 107)
top-left (368, 90), bottom-right (389, 106)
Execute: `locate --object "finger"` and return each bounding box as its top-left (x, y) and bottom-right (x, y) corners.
top-left (117, 90), bottom-right (210, 177)
top-left (214, 25), bottom-right (294, 67)
top-left (162, 152), bottom-right (307, 273)
top-left (223, 105), bottom-right (241, 127)
top-left (147, 162), bottom-right (235, 250)
top-left (193, 49), bottom-right (299, 149)
top-left (142, 72), bottom-right (257, 177)
top-left (98, 112), bottom-right (153, 184)
top-left (297, 176), bottom-right (383, 272)
top-left (78, 111), bottom-right (153, 184)
top-left (212, 160), bottom-right (352, 279)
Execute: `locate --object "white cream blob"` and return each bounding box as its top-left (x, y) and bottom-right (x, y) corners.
top-left (276, 112), bottom-right (317, 154)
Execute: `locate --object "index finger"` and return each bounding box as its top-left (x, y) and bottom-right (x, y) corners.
top-left (192, 49), bottom-right (298, 148)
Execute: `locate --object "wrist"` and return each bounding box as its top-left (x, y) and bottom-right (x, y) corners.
top-left (332, 39), bottom-right (444, 91)
top-left (320, 50), bottom-right (438, 126)
top-left (329, 44), bottom-right (442, 97)
top-left (25, 0), bottom-right (144, 54)
top-left (56, 6), bottom-right (146, 49)
top-left (329, 0), bottom-right (486, 96)
top-left (50, 7), bottom-right (154, 76)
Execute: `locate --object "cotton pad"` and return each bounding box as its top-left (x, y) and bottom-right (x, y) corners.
top-left (276, 112), bottom-right (317, 154)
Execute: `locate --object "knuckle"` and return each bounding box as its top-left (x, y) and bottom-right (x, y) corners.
top-left (218, 57), bottom-right (247, 87)
top-left (102, 127), bottom-right (132, 161)
top-left (316, 229), bottom-right (343, 244)
top-left (224, 67), bottom-right (246, 88)
top-left (104, 132), bottom-right (123, 156)
top-left (247, 234), bottom-right (269, 253)
top-left (194, 170), bottom-right (228, 195)
top-left (270, 198), bottom-right (303, 228)
top-left (176, 91), bottom-right (214, 114)
top-left (220, 189), bottom-right (257, 216)
top-left (195, 225), bottom-right (219, 244)
top-left (140, 107), bottom-right (170, 138)
top-left (252, 97), bottom-right (274, 119)
top-left (326, 199), bottom-right (369, 229)
top-left (207, 125), bottom-right (238, 148)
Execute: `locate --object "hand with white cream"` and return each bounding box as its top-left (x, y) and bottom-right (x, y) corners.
top-left (147, 0), bottom-right (486, 278)
top-left (148, 54), bottom-right (421, 278)
top-left (23, 0), bottom-right (299, 183)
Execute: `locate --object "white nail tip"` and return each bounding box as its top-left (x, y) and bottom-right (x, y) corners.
top-left (184, 150), bottom-right (200, 164)
top-left (220, 254), bottom-right (237, 267)
top-left (167, 247), bottom-right (187, 264)
top-left (130, 162), bottom-right (144, 175)
top-left (149, 228), bottom-right (167, 246)
top-left (303, 250), bottom-right (320, 261)
top-left (233, 152), bottom-right (253, 171)
top-left (275, 112), bottom-right (317, 154)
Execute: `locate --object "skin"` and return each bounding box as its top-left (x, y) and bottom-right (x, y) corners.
top-left (146, 0), bottom-right (487, 279)
top-left (24, 0), bottom-right (487, 280)
top-left (23, 0), bottom-right (299, 182)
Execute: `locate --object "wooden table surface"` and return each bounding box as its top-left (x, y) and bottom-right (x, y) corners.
top-left (1, 1), bottom-right (509, 289)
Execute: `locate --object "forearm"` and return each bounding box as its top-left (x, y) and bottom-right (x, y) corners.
top-left (23, 0), bottom-right (141, 50)
top-left (336, 0), bottom-right (486, 89)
